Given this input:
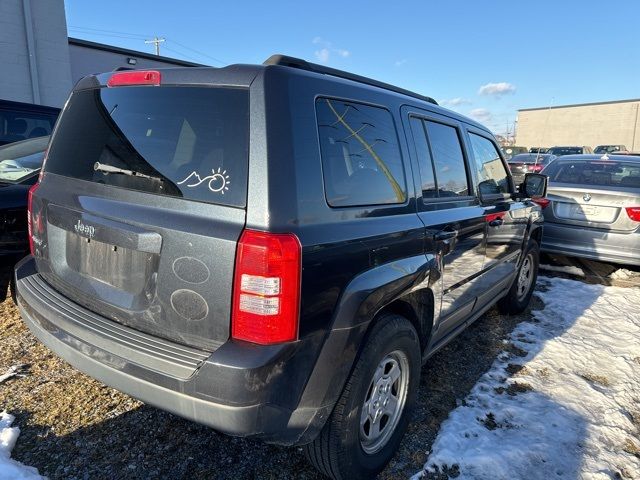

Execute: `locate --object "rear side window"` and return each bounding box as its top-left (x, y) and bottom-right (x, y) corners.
top-left (316, 98), bottom-right (407, 207)
top-left (0, 110), bottom-right (57, 146)
top-left (410, 117), bottom-right (470, 198)
top-left (544, 160), bottom-right (640, 188)
top-left (45, 87), bottom-right (249, 207)
top-left (468, 133), bottom-right (510, 196)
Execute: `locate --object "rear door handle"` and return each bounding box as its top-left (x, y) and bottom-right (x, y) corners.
top-left (434, 229), bottom-right (458, 241)
top-left (489, 219), bottom-right (504, 227)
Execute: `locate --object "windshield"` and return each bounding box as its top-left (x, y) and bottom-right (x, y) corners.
top-left (548, 147), bottom-right (582, 156)
top-left (543, 160), bottom-right (640, 188)
top-left (0, 135), bottom-right (48, 183)
top-left (594, 145), bottom-right (622, 154)
top-left (45, 86), bottom-right (249, 208)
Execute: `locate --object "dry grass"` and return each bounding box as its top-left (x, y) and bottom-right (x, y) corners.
top-left (579, 372), bottom-right (611, 387)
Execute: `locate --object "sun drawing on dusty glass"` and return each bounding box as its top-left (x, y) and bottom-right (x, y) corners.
top-left (208, 168), bottom-right (231, 194)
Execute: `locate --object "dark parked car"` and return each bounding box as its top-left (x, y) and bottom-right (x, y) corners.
top-left (547, 145), bottom-right (593, 156)
top-left (14, 56), bottom-right (546, 479)
top-left (0, 99), bottom-right (59, 146)
top-left (594, 144), bottom-right (627, 154)
top-left (0, 136), bottom-right (48, 301)
top-left (541, 155), bottom-right (640, 265)
top-left (501, 145), bottom-right (528, 160)
top-left (508, 153), bottom-right (557, 184)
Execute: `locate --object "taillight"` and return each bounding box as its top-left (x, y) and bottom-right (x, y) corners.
top-left (626, 207), bottom-right (640, 222)
top-left (533, 197), bottom-right (551, 209)
top-left (107, 70), bottom-right (161, 87)
top-left (27, 182), bottom-right (40, 255)
top-left (231, 229), bottom-right (301, 345)
top-left (529, 164), bottom-right (544, 173)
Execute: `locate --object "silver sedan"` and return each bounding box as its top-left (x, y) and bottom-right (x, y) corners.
top-left (540, 154), bottom-right (640, 266)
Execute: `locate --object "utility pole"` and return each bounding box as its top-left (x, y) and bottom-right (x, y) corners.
top-left (145, 36), bottom-right (165, 56)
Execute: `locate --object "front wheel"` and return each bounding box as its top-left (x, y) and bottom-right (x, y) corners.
top-left (498, 238), bottom-right (539, 314)
top-left (303, 314), bottom-right (421, 479)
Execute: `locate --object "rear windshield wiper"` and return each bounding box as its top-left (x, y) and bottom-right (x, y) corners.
top-left (94, 162), bottom-right (162, 181)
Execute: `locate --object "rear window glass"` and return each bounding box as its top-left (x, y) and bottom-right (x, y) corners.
top-left (316, 98), bottom-right (406, 207)
top-left (544, 160), bottom-right (640, 188)
top-left (509, 154), bottom-right (553, 164)
top-left (45, 86), bottom-right (249, 207)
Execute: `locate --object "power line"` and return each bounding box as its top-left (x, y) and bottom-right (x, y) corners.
top-left (162, 46), bottom-right (203, 64)
top-left (67, 25), bottom-right (151, 38)
top-left (67, 29), bottom-right (150, 42)
top-left (68, 25), bottom-right (227, 66)
top-left (165, 38), bottom-right (227, 66)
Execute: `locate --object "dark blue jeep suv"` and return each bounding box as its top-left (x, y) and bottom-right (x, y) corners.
top-left (15, 55), bottom-right (546, 479)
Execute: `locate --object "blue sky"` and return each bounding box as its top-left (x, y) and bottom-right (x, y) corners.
top-left (65, 0), bottom-right (640, 135)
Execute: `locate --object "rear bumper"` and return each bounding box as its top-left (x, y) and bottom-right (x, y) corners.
top-left (14, 256), bottom-right (346, 445)
top-left (541, 222), bottom-right (640, 266)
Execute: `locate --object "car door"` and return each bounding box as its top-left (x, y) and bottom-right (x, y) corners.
top-left (403, 108), bottom-right (487, 343)
top-left (464, 127), bottom-right (528, 307)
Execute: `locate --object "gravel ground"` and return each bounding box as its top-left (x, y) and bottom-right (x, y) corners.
top-left (1, 258), bottom-right (638, 480)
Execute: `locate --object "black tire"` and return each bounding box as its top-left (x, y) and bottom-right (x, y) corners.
top-left (0, 268), bottom-right (10, 304)
top-left (303, 314), bottom-right (421, 480)
top-left (10, 273), bottom-right (17, 304)
top-left (498, 238), bottom-right (539, 315)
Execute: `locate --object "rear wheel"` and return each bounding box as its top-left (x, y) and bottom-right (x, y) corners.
top-left (303, 314), bottom-right (421, 480)
top-left (498, 238), bottom-right (539, 314)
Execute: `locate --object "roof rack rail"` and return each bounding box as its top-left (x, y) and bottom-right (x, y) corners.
top-left (264, 54), bottom-right (438, 105)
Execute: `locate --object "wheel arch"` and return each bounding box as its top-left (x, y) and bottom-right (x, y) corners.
top-left (293, 254), bottom-right (437, 444)
top-left (372, 289), bottom-right (434, 355)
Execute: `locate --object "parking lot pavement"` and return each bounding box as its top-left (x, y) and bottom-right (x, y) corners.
top-left (0, 258), bottom-right (638, 479)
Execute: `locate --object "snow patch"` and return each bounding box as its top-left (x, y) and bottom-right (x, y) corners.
top-left (0, 412), bottom-right (44, 480)
top-left (610, 268), bottom-right (640, 281)
top-left (414, 276), bottom-right (640, 480)
top-left (539, 263), bottom-right (585, 277)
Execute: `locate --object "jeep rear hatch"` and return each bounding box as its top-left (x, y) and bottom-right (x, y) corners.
top-left (31, 80), bottom-right (249, 350)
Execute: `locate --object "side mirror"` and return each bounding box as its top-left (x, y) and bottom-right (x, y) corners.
top-left (520, 173), bottom-right (548, 199)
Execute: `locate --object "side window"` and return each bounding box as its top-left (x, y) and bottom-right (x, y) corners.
top-left (468, 133), bottom-right (510, 196)
top-left (422, 120), bottom-right (470, 197)
top-left (0, 111), bottom-right (56, 144)
top-left (316, 98), bottom-right (407, 207)
top-left (409, 117), bottom-right (437, 198)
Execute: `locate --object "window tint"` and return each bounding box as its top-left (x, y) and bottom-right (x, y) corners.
top-left (409, 117), bottom-right (437, 198)
top-left (45, 87), bottom-right (249, 207)
top-left (0, 110), bottom-right (57, 146)
top-left (423, 121), bottom-right (470, 197)
top-left (316, 98), bottom-right (406, 207)
top-left (469, 133), bottom-right (510, 196)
